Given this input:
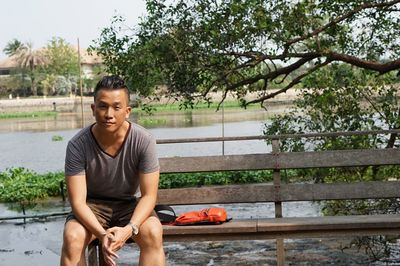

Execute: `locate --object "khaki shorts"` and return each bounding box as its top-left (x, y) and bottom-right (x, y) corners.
top-left (66, 198), bottom-right (154, 229)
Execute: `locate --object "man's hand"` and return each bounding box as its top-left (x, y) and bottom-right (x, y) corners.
top-left (106, 226), bottom-right (132, 252)
top-left (101, 232), bottom-right (119, 266)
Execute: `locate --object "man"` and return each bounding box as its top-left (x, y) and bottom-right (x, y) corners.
top-left (60, 76), bottom-right (165, 266)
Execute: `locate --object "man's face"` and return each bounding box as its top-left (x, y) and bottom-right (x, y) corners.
top-left (91, 88), bottom-right (131, 133)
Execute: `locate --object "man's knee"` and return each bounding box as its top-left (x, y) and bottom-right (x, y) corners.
top-left (62, 220), bottom-right (91, 254)
top-left (136, 217), bottom-right (163, 249)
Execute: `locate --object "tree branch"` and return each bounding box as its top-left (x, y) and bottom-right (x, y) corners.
top-left (246, 59), bottom-right (332, 105)
top-left (225, 55), bottom-right (317, 92)
top-left (326, 51), bottom-right (400, 74)
top-left (285, 0), bottom-right (400, 48)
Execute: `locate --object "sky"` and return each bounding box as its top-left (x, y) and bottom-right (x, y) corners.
top-left (0, 0), bottom-right (147, 59)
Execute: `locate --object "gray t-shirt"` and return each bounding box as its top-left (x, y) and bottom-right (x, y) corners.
top-left (65, 122), bottom-right (159, 201)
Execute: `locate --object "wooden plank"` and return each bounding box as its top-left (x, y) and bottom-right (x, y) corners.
top-left (157, 181), bottom-right (400, 205)
top-left (159, 154), bottom-right (275, 173)
top-left (277, 149), bottom-right (400, 169)
top-left (280, 181), bottom-right (400, 201)
top-left (163, 233), bottom-right (263, 242)
top-left (257, 215), bottom-right (400, 232)
top-left (162, 215), bottom-right (400, 241)
top-left (163, 219), bottom-right (257, 235)
top-left (159, 149), bottom-right (399, 173)
top-left (276, 238), bottom-right (285, 266)
top-left (250, 228), bottom-right (400, 239)
top-left (157, 184), bottom-right (276, 205)
top-left (156, 129), bottom-right (400, 144)
top-left (163, 219), bottom-right (257, 241)
top-left (163, 227), bottom-right (400, 241)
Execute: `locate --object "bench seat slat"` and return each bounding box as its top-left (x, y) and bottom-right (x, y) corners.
top-left (163, 219), bottom-right (257, 235)
top-left (257, 214), bottom-right (400, 232)
top-left (162, 219), bottom-right (258, 242)
top-left (162, 215), bottom-right (400, 241)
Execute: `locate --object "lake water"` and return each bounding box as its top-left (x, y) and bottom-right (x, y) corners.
top-left (0, 107), bottom-right (283, 173)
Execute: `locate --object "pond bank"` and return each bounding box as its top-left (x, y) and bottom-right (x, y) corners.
top-left (0, 89), bottom-right (300, 114)
top-left (0, 95), bottom-right (93, 113)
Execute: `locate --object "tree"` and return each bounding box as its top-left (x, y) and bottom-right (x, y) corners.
top-left (263, 63), bottom-right (400, 262)
top-left (44, 37), bottom-right (79, 77)
top-left (93, 0), bottom-right (400, 106)
top-left (14, 42), bottom-right (46, 96)
top-left (2, 39), bottom-right (29, 96)
top-left (3, 39), bottom-right (26, 56)
top-left (41, 37), bottom-right (79, 95)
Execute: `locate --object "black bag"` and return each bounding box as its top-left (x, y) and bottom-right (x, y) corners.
top-left (154, 204), bottom-right (177, 224)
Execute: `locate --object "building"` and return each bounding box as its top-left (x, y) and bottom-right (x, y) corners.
top-left (0, 55), bottom-right (18, 77)
top-left (0, 47), bottom-right (102, 79)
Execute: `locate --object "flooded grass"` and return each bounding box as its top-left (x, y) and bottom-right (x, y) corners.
top-left (0, 111), bottom-right (57, 119)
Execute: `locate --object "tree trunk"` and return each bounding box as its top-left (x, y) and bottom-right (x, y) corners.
top-left (31, 75), bottom-right (37, 96)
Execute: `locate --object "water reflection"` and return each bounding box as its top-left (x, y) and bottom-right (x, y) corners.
top-left (0, 112), bottom-right (94, 133)
top-left (0, 104), bottom-right (291, 133)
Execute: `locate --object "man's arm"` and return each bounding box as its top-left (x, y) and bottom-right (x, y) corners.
top-left (66, 174), bottom-right (107, 238)
top-left (130, 170), bottom-right (160, 226)
top-left (107, 170), bottom-right (160, 250)
top-left (66, 174), bottom-right (118, 264)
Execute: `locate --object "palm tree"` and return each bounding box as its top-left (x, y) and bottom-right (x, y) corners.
top-left (14, 42), bottom-right (46, 96)
top-left (3, 39), bottom-right (26, 56)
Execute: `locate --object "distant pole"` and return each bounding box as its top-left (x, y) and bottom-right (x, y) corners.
top-left (222, 100), bottom-right (225, 156)
top-left (77, 38), bottom-right (84, 128)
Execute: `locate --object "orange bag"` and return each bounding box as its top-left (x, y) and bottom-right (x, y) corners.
top-left (174, 207), bottom-right (229, 225)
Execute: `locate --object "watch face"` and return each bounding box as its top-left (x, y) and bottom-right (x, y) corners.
top-left (129, 223), bottom-right (139, 236)
top-left (133, 226), bottom-right (139, 235)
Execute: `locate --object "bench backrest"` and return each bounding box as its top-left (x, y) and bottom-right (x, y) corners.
top-left (156, 130), bottom-right (400, 206)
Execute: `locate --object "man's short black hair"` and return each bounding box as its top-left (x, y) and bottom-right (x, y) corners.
top-left (94, 75), bottom-right (130, 104)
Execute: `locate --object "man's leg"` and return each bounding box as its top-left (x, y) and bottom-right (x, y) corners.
top-left (134, 216), bottom-right (166, 266)
top-left (61, 219), bottom-right (95, 266)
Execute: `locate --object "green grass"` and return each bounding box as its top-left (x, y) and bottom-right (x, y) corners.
top-left (2, 165), bottom-right (398, 207)
top-left (137, 118), bottom-right (168, 127)
top-left (0, 168), bottom-right (64, 204)
top-left (0, 111), bottom-right (57, 119)
top-left (51, 135), bottom-right (64, 141)
top-left (0, 167), bottom-right (275, 205)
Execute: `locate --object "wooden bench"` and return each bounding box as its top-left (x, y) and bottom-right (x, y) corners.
top-left (89, 130), bottom-right (400, 265)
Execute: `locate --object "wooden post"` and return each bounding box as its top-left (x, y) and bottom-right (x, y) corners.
top-left (77, 38), bottom-right (84, 128)
top-left (221, 101), bottom-right (225, 155)
top-left (87, 242), bottom-right (98, 266)
top-left (98, 246), bottom-right (107, 266)
top-left (272, 138), bottom-right (285, 266)
top-left (60, 181), bottom-right (65, 202)
top-left (88, 241), bottom-right (106, 266)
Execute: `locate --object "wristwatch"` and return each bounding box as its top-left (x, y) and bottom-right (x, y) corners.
top-left (128, 222), bottom-right (139, 236)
